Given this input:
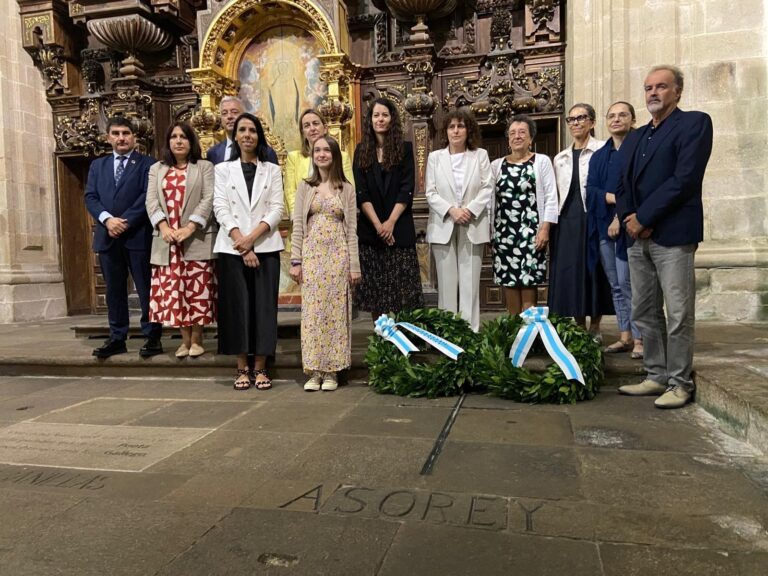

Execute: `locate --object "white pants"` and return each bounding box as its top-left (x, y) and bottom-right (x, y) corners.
top-left (432, 226), bottom-right (484, 332)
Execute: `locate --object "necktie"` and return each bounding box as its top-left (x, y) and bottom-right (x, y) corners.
top-left (115, 155), bottom-right (126, 185)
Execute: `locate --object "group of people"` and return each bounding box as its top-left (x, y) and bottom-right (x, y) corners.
top-left (84, 64), bottom-right (712, 409)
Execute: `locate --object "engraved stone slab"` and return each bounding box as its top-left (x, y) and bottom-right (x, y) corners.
top-left (0, 422), bottom-right (212, 472)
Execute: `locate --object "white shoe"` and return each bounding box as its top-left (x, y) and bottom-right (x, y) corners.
top-left (175, 344), bottom-right (190, 358)
top-left (321, 372), bottom-right (338, 391)
top-left (188, 343), bottom-right (205, 358)
top-left (304, 373), bottom-right (322, 392)
top-left (618, 379), bottom-right (667, 396)
top-left (654, 386), bottom-right (693, 409)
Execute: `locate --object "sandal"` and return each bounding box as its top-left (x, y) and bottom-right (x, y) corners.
top-left (604, 340), bottom-right (633, 354)
top-left (252, 368), bottom-right (273, 390)
top-left (631, 343), bottom-right (644, 360)
top-left (234, 368), bottom-right (251, 391)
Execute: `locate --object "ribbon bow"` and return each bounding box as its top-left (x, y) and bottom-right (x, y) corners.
top-left (508, 307), bottom-right (585, 385)
top-left (374, 315), bottom-right (464, 360)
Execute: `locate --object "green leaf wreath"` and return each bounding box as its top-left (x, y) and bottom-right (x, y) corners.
top-left (473, 313), bottom-right (603, 404)
top-left (365, 308), bottom-right (482, 398)
top-left (365, 308), bottom-right (603, 403)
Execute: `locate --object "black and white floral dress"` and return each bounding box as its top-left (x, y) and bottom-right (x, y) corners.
top-left (492, 158), bottom-right (547, 287)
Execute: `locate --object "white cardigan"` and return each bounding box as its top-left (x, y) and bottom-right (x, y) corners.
top-left (213, 160), bottom-right (285, 255)
top-left (553, 136), bottom-right (605, 213)
top-left (489, 154), bottom-right (559, 232)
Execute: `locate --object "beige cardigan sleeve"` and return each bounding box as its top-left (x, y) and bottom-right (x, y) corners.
top-left (344, 182), bottom-right (360, 274)
top-left (290, 180), bottom-right (308, 262)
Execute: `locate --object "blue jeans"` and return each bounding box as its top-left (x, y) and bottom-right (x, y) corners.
top-left (628, 240), bottom-right (697, 391)
top-left (599, 239), bottom-right (641, 339)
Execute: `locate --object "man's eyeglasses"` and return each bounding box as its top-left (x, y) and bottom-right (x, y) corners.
top-left (606, 112), bottom-right (632, 121)
top-left (565, 114), bottom-right (591, 125)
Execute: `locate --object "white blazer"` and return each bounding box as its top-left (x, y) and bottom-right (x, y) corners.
top-left (553, 136), bottom-right (605, 213)
top-left (489, 153), bottom-right (559, 230)
top-left (425, 147), bottom-right (493, 245)
top-left (213, 160), bottom-right (285, 255)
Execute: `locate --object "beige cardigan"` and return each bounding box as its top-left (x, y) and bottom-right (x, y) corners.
top-left (146, 160), bottom-right (217, 265)
top-left (290, 180), bottom-right (360, 274)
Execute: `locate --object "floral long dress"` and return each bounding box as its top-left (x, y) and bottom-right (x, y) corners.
top-left (492, 158), bottom-right (547, 287)
top-left (301, 194), bottom-right (351, 373)
top-left (149, 166), bottom-right (216, 327)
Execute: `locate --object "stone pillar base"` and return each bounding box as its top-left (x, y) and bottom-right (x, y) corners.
top-left (0, 282), bottom-right (67, 323)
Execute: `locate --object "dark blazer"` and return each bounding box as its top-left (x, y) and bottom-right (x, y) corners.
top-left (353, 141), bottom-right (417, 247)
top-left (616, 107), bottom-right (713, 247)
top-left (207, 140), bottom-right (279, 165)
top-left (84, 151), bottom-right (155, 252)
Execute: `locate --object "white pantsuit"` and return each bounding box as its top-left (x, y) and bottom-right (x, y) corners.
top-left (425, 147), bottom-right (493, 331)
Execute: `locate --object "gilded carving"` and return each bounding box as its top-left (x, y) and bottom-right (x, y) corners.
top-left (413, 124), bottom-right (428, 193)
top-left (53, 99), bottom-right (105, 156)
top-left (29, 43), bottom-right (67, 96)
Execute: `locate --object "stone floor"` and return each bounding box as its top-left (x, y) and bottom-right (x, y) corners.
top-left (0, 369), bottom-right (767, 575)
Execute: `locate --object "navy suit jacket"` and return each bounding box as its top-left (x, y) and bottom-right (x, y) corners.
top-left (207, 140), bottom-right (279, 165)
top-left (616, 107), bottom-right (713, 247)
top-left (84, 151), bottom-right (154, 252)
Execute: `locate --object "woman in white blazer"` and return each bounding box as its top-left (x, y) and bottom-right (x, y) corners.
top-left (490, 115), bottom-right (558, 315)
top-left (146, 122), bottom-right (217, 359)
top-left (425, 108), bottom-right (492, 331)
top-left (548, 103), bottom-right (613, 338)
top-left (213, 113), bottom-right (285, 390)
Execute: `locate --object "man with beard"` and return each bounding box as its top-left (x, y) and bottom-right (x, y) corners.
top-left (615, 65), bottom-right (713, 409)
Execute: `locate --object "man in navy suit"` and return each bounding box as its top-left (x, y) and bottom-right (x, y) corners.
top-left (616, 65), bottom-right (713, 409)
top-left (207, 96), bottom-right (279, 165)
top-left (84, 117), bottom-right (162, 358)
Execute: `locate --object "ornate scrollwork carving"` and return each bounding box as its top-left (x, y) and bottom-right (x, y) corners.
top-left (54, 98), bottom-right (106, 156)
top-left (443, 46), bottom-right (562, 124)
top-left (30, 43), bottom-right (67, 96)
top-left (525, 0), bottom-right (561, 44)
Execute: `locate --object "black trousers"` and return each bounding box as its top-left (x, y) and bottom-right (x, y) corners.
top-left (216, 252), bottom-right (280, 356)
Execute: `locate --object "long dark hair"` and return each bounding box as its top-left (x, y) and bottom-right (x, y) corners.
top-left (355, 97), bottom-right (404, 171)
top-left (161, 121), bottom-right (202, 166)
top-left (305, 135), bottom-right (348, 190)
top-left (442, 107), bottom-right (481, 150)
top-left (229, 113), bottom-right (270, 162)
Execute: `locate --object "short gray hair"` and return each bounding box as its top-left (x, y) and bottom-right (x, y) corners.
top-left (220, 96), bottom-right (244, 110)
top-left (649, 65), bottom-right (684, 92)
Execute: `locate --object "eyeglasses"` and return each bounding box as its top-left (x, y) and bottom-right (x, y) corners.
top-left (565, 114), bottom-right (591, 125)
top-left (606, 112), bottom-right (632, 121)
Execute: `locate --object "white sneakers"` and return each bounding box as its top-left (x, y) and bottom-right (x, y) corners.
top-left (304, 372), bottom-right (338, 392)
top-left (321, 372), bottom-right (338, 391)
top-left (304, 373), bottom-right (322, 391)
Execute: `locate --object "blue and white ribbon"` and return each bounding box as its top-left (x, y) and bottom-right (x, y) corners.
top-left (509, 307), bottom-right (585, 385)
top-left (374, 315), bottom-right (464, 360)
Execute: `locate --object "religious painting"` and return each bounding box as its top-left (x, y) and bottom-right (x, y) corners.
top-left (238, 26), bottom-right (327, 152)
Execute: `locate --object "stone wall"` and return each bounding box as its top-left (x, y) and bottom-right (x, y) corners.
top-left (0, 0), bottom-right (66, 322)
top-left (566, 0), bottom-right (768, 321)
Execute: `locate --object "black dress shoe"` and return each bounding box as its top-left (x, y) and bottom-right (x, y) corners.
top-left (139, 338), bottom-right (163, 358)
top-left (92, 339), bottom-right (127, 359)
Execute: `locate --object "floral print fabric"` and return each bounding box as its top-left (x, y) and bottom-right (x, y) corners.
top-left (149, 167), bottom-right (217, 327)
top-left (301, 194), bottom-right (351, 373)
top-left (492, 158), bottom-right (547, 287)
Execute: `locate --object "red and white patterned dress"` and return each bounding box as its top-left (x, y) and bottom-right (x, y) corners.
top-left (149, 167), bottom-right (216, 327)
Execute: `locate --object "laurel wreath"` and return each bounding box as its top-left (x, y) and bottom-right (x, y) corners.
top-left (365, 309), bottom-right (603, 403)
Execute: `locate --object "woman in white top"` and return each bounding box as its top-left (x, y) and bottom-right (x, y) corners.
top-left (548, 103), bottom-right (613, 339)
top-left (425, 108), bottom-right (493, 331)
top-left (490, 115), bottom-right (558, 315)
top-left (213, 113), bottom-right (285, 390)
